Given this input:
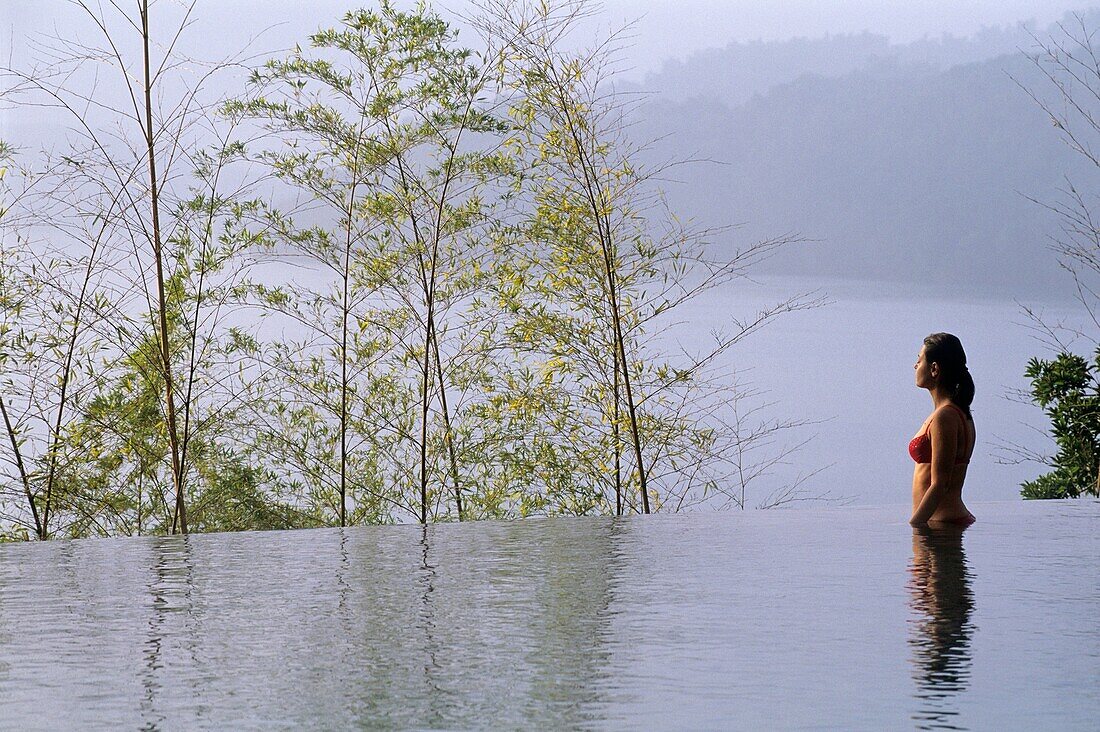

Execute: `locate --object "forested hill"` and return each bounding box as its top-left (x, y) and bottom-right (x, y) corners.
top-left (626, 18), bottom-right (1099, 299)
top-left (622, 18), bottom-right (1078, 107)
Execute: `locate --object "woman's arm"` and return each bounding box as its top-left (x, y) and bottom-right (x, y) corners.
top-left (910, 408), bottom-right (959, 525)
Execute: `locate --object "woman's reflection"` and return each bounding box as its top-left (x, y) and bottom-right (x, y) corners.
top-left (908, 523), bottom-right (975, 730)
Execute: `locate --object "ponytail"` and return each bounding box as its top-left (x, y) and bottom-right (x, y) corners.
top-left (954, 366), bottom-right (975, 419)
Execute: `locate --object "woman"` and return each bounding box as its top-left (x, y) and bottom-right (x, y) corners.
top-left (909, 333), bottom-right (976, 525)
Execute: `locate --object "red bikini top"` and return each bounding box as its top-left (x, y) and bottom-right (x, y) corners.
top-left (909, 403), bottom-right (972, 465)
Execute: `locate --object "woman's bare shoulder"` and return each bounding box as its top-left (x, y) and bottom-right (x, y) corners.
top-left (929, 406), bottom-right (962, 431)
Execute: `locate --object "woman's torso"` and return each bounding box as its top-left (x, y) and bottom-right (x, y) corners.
top-left (911, 404), bottom-right (976, 523)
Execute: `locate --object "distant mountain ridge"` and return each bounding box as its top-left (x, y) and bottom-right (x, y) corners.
top-left (624, 14), bottom-right (1100, 299)
top-left (623, 9), bottom-right (1100, 107)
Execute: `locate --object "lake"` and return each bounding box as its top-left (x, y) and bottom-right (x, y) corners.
top-left (672, 275), bottom-right (1091, 508)
top-left (246, 268), bottom-right (1088, 511)
top-left (0, 499), bottom-right (1095, 729)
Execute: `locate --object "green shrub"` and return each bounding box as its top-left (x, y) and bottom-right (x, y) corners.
top-left (1021, 348), bottom-right (1100, 499)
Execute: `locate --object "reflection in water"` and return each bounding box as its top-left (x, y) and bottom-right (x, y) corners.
top-left (316, 519), bottom-right (622, 728)
top-left (1, 504), bottom-right (1096, 728)
top-left (908, 524), bottom-right (975, 730)
top-left (416, 525), bottom-right (446, 726)
top-left (141, 536), bottom-right (197, 732)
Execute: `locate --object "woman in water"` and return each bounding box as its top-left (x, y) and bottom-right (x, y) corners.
top-left (910, 333), bottom-right (976, 525)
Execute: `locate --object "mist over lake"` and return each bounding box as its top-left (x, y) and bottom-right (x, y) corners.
top-left (5, 3), bottom-right (1094, 301)
top-left (620, 14), bottom-right (1100, 301)
top-left (0, 0), bottom-right (1094, 523)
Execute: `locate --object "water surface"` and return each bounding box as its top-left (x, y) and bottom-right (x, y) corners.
top-left (0, 500), bottom-right (1096, 730)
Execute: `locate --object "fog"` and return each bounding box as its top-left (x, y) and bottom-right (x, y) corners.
top-left (1, 1), bottom-right (1094, 507)
top-left (2, 1), bottom-right (1092, 78)
top-left (592, 0), bottom-right (1092, 75)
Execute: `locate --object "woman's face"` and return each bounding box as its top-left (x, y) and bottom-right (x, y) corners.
top-left (914, 346), bottom-right (937, 389)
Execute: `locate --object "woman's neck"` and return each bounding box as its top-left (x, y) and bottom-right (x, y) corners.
top-left (929, 385), bottom-right (955, 409)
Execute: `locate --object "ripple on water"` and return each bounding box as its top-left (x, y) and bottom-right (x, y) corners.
top-left (0, 500), bottom-right (1095, 730)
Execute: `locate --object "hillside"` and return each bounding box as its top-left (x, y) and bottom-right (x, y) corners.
top-left (629, 50), bottom-right (1091, 298)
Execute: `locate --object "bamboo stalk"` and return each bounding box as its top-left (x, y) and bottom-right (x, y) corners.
top-left (553, 82), bottom-right (651, 513)
top-left (140, 0), bottom-right (186, 534)
top-left (1, 395), bottom-right (43, 538)
top-left (613, 356), bottom-right (622, 515)
top-left (432, 333), bottom-right (463, 519)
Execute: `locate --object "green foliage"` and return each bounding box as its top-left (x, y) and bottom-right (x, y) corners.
top-left (1022, 21), bottom-right (1100, 501)
top-left (229, 0), bottom-right (523, 524)
top-left (1020, 349), bottom-right (1100, 499)
top-left (479, 2), bottom-right (796, 515)
top-left (0, 1), bottom-right (812, 539)
top-left (53, 252), bottom-right (263, 535)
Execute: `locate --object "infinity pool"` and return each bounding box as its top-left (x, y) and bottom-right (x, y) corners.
top-left (0, 500), bottom-right (1095, 730)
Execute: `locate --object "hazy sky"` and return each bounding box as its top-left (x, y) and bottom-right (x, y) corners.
top-left (3, 1), bottom-right (1094, 79)
top-left (584, 1), bottom-right (1098, 76)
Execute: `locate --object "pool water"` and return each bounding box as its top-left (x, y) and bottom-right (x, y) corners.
top-left (0, 500), bottom-right (1096, 730)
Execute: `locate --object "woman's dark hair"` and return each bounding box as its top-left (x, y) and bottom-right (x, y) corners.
top-left (924, 332), bottom-right (974, 418)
